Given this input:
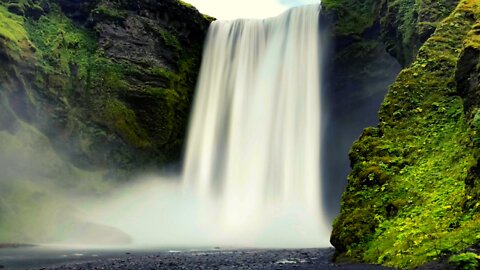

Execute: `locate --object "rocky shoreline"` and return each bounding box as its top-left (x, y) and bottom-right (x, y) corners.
top-left (0, 246), bottom-right (460, 269)
top-left (32, 248), bottom-right (392, 270)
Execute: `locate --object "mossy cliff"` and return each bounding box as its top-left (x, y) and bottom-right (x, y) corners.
top-left (0, 0), bottom-right (211, 178)
top-left (323, 0), bottom-right (459, 66)
top-left (328, 0), bottom-right (480, 268)
top-left (321, 0), bottom-right (460, 216)
top-left (0, 0), bottom-right (211, 243)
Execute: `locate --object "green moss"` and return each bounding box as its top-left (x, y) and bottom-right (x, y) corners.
top-left (142, 21), bottom-right (181, 52)
top-left (0, 5), bottom-right (29, 58)
top-left (25, 5), bottom-right (97, 77)
top-left (322, 0), bottom-right (380, 35)
top-left (24, 4), bottom-right (155, 150)
top-left (203, 14), bottom-right (216, 22)
top-left (392, 0), bottom-right (417, 45)
top-left (380, 0), bottom-right (459, 64)
top-left (3, 0), bottom-right (206, 171)
top-left (145, 61), bottom-right (194, 148)
top-left (177, 0), bottom-right (195, 9)
top-left (324, 0), bottom-right (458, 65)
top-left (25, 2), bottom-right (135, 92)
top-left (332, 0), bottom-right (480, 268)
top-left (160, 29), bottom-right (181, 51)
top-left (102, 99), bottom-right (151, 149)
top-left (449, 252), bottom-right (480, 270)
top-left (92, 3), bottom-right (127, 20)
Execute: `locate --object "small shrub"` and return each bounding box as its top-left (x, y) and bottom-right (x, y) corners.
top-left (448, 252), bottom-right (479, 270)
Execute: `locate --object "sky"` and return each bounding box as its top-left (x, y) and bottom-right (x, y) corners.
top-left (183, 0), bottom-right (319, 20)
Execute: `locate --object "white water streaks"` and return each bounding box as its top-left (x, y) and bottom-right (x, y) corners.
top-left (86, 4), bottom-right (330, 249)
top-left (182, 4), bottom-right (330, 247)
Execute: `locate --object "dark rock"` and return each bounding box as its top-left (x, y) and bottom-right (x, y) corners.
top-left (56, 0), bottom-right (99, 22)
top-left (0, 0), bottom-right (212, 178)
top-left (28, 248), bottom-right (393, 270)
top-left (330, 1), bottom-right (480, 268)
top-left (323, 0), bottom-right (460, 66)
top-left (455, 46), bottom-right (480, 115)
top-left (6, 4), bottom-right (24, 16)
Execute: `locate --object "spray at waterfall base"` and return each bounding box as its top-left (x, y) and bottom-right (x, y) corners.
top-left (82, 4), bottom-right (331, 249)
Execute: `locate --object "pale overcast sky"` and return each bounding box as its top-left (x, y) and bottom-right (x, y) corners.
top-left (183, 0), bottom-right (319, 20)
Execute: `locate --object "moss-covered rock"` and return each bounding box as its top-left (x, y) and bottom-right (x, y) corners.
top-left (331, 0), bottom-right (480, 268)
top-left (0, 0), bottom-right (211, 243)
top-left (323, 0), bottom-right (459, 66)
top-left (0, 0), bottom-right (211, 178)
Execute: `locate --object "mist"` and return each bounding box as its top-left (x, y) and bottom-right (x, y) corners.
top-left (0, 124), bottom-right (327, 249)
top-left (73, 176), bottom-right (328, 249)
top-left (0, 105), bottom-right (128, 245)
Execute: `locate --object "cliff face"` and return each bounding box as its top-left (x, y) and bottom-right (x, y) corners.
top-left (0, 0), bottom-right (211, 243)
top-left (322, 0), bottom-right (459, 221)
top-left (322, 32), bottom-right (401, 220)
top-left (328, 0), bottom-right (480, 268)
top-left (323, 0), bottom-right (459, 66)
top-left (0, 0), bottom-right (211, 178)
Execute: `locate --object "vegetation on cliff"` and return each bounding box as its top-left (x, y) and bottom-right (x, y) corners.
top-left (323, 0), bottom-right (459, 65)
top-left (0, 0), bottom-right (211, 176)
top-left (0, 0), bottom-right (211, 243)
top-left (331, 0), bottom-right (480, 268)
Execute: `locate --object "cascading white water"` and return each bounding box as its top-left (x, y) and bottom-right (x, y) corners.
top-left (84, 4), bottom-right (330, 249)
top-left (182, 4), bottom-right (330, 247)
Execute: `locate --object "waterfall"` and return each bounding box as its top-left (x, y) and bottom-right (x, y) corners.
top-left (86, 4), bottom-right (330, 248)
top-left (182, 4), bottom-right (330, 247)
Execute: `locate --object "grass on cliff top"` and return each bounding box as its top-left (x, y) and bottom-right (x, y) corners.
top-left (0, 5), bottom-right (27, 43)
top-left (0, 5), bottom-right (28, 58)
top-left (25, 4), bottom-right (97, 77)
top-left (333, 0), bottom-right (480, 268)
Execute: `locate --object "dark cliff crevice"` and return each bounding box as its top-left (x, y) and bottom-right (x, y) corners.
top-left (322, 20), bottom-right (402, 220)
top-left (455, 41), bottom-right (480, 212)
top-left (330, 0), bottom-right (480, 268)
